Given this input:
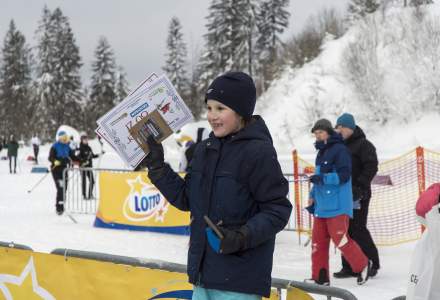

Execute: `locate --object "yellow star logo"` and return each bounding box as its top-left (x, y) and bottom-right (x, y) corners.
top-left (127, 175), bottom-right (147, 195)
top-left (0, 257), bottom-right (55, 300)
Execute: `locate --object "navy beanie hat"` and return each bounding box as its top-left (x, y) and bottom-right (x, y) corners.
top-left (336, 113), bottom-right (356, 130)
top-left (205, 71), bottom-right (257, 119)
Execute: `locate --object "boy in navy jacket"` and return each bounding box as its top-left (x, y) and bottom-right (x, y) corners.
top-left (137, 72), bottom-right (292, 299)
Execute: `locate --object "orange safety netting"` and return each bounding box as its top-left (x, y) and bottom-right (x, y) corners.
top-left (290, 147), bottom-right (440, 246)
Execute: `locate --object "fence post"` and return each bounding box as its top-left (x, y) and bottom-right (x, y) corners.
top-left (416, 146), bottom-right (426, 196)
top-left (292, 150), bottom-right (302, 244)
top-left (416, 146), bottom-right (426, 233)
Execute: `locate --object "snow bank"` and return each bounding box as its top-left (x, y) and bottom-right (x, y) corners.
top-left (257, 3), bottom-right (440, 160)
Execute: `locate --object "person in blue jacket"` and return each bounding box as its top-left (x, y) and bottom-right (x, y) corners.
top-left (137, 72), bottom-right (292, 300)
top-left (306, 119), bottom-right (371, 286)
top-left (48, 131), bottom-right (77, 215)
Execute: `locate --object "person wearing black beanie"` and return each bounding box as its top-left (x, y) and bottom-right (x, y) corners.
top-left (136, 71), bottom-right (292, 299)
top-left (205, 71), bottom-right (256, 120)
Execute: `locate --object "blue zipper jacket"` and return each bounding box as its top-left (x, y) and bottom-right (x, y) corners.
top-left (150, 116), bottom-right (292, 297)
top-left (310, 133), bottom-right (353, 218)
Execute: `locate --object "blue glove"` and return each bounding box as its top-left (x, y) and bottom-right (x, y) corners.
top-left (353, 200), bottom-right (361, 210)
top-left (206, 228), bottom-right (221, 253)
top-left (206, 227), bottom-right (247, 254)
top-left (310, 175), bottom-right (324, 185)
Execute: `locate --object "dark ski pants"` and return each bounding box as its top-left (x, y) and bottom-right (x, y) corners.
top-left (33, 145), bottom-right (39, 164)
top-left (81, 170), bottom-right (95, 199)
top-left (9, 155), bottom-right (17, 173)
top-left (52, 167), bottom-right (68, 212)
top-left (342, 197), bottom-right (380, 271)
top-left (312, 215), bottom-right (368, 281)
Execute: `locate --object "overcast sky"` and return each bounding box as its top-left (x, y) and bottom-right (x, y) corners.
top-left (0, 0), bottom-right (348, 88)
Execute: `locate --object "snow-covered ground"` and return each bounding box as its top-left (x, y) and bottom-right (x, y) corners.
top-left (0, 142), bottom-right (411, 300)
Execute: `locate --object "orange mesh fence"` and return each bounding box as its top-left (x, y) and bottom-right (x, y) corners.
top-left (288, 147), bottom-right (440, 246)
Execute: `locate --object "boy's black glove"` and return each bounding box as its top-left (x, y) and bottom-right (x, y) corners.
top-left (136, 136), bottom-right (168, 181)
top-left (206, 226), bottom-right (249, 255)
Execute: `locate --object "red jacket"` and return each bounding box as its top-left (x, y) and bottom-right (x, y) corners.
top-left (416, 183), bottom-right (440, 218)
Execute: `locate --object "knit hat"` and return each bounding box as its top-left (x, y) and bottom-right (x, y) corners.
top-left (311, 119), bottom-right (334, 134)
top-left (205, 71), bottom-right (256, 119)
top-left (336, 113), bottom-right (356, 130)
top-left (58, 131), bottom-right (67, 138)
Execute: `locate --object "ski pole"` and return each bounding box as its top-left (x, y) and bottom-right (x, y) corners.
top-left (27, 170), bottom-right (51, 193)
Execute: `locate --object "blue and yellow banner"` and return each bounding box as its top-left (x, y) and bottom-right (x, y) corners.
top-left (0, 247), bottom-right (191, 300)
top-left (0, 247), bottom-right (283, 300)
top-left (94, 171), bottom-right (190, 234)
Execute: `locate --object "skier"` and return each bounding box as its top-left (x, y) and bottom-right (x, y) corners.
top-left (307, 119), bottom-right (371, 286)
top-left (334, 113), bottom-right (380, 278)
top-left (78, 134), bottom-right (100, 199)
top-left (6, 134), bottom-right (19, 174)
top-left (31, 134), bottom-right (41, 165)
top-left (137, 72), bottom-right (292, 299)
top-left (48, 131), bottom-right (77, 215)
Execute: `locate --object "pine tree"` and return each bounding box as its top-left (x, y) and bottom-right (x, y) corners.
top-left (0, 20), bottom-right (32, 138)
top-left (115, 66), bottom-right (129, 103)
top-left (197, 0), bottom-right (227, 92)
top-left (87, 37), bottom-right (117, 130)
top-left (34, 6), bottom-right (83, 139)
top-left (163, 17), bottom-right (190, 98)
top-left (347, 0), bottom-right (380, 23)
top-left (227, 0), bottom-right (257, 75)
top-left (256, 0), bottom-right (290, 91)
top-left (197, 0), bottom-right (257, 97)
top-left (34, 6), bottom-right (56, 139)
top-left (52, 8), bottom-right (84, 131)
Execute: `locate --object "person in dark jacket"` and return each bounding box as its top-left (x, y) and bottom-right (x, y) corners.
top-left (334, 113), bottom-right (380, 278)
top-left (307, 119), bottom-right (371, 286)
top-left (49, 131), bottom-right (77, 215)
top-left (137, 72), bottom-right (292, 299)
top-left (6, 134), bottom-right (19, 174)
top-left (78, 135), bottom-right (100, 199)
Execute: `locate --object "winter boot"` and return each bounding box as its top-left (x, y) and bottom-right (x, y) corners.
top-left (357, 260), bottom-right (372, 285)
top-left (368, 266), bottom-right (379, 278)
top-left (333, 268), bottom-right (357, 279)
top-left (56, 203), bottom-right (64, 215)
top-left (305, 268), bottom-right (330, 286)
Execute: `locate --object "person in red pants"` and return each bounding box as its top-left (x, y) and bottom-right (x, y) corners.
top-left (306, 119), bottom-right (372, 286)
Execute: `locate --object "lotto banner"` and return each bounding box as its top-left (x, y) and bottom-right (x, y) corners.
top-left (0, 247), bottom-right (192, 300)
top-left (94, 171), bottom-right (190, 234)
top-left (0, 247), bottom-right (281, 300)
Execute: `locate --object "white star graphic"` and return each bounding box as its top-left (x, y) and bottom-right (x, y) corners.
top-left (0, 256), bottom-right (56, 300)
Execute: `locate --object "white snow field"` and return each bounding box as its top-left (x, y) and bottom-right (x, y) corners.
top-left (0, 141), bottom-right (412, 300)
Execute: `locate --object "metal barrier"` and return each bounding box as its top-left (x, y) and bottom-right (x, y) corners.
top-left (0, 241), bottom-right (33, 251)
top-left (63, 167), bottom-right (134, 214)
top-left (51, 248), bottom-right (358, 300)
top-left (63, 168), bottom-right (310, 233)
top-left (0, 241), bottom-right (408, 299)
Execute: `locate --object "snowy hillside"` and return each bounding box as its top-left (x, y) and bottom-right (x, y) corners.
top-left (257, 3), bottom-right (440, 160)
